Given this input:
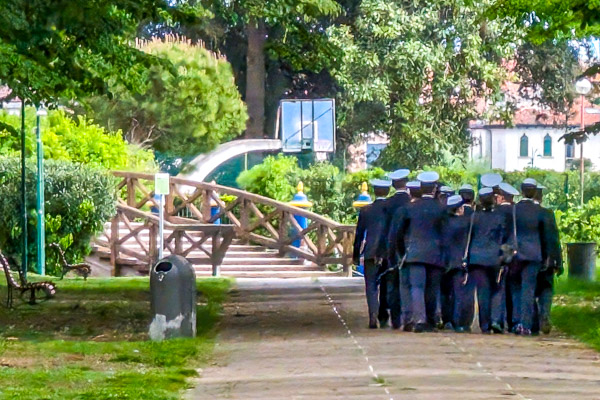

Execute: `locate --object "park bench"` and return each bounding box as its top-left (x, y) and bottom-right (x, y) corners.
top-left (49, 243), bottom-right (92, 280)
top-left (0, 250), bottom-right (56, 308)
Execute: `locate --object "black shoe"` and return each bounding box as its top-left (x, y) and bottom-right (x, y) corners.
top-left (413, 322), bottom-right (433, 333)
top-left (512, 324), bottom-right (523, 335)
top-left (491, 323), bottom-right (504, 334)
top-left (454, 326), bottom-right (471, 333)
top-left (369, 313), bottom-right (378, 329)
top-left (444, 322), bottom-right (454, 331)
top-left (520, 328), bottom-right (532, 336)
top-left (403, 322), bottom-right (414, 332)
top-left (540, 318), bottom-right (552, 335)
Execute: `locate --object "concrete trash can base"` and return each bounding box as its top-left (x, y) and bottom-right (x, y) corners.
top-left (149, 255), bottom-right (197, 341)
top-left (567, 242), bottom-right (597, 281)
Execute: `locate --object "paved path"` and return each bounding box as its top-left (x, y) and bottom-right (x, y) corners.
top-left (187, 278), bottom-right (600, 400)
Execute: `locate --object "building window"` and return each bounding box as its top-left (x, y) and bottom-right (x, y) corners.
top-left (366, 143), bottom-right (387, 167)
top-left (519, 134), bottom-right (528, 157)
top-left (543, 134), bottom-right (552, 157)
top-left (566, 143), bottom-right (575, 158)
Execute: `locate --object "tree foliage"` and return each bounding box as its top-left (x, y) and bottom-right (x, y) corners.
top-left (85, 37), bottom-right (248, 158)
top-left (329, 0), bottom-right (520, 169)
top-left (0, 108), bottom-right (155, 171)
top-left (0, 0), bottom-right (206, 106)
top-left (0, 158), bottom-right (116, 275)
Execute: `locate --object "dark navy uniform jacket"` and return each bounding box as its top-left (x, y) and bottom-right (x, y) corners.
top-left (541, 208), bottom-right (562, 268)
top-left (443, 214), bottom-right (470, 270)
top-left (514, 199), bottom-right (546, 263)
top-left (463, 204), bottom-right (474, 217)
top-left (468, 208), bottom-right (509, 268)
top-left (353, 198), bottom-right (390, 263)
top-left (394, 196), bottom-right (447, 268)
top-left (385, 191), bottom-right (411, 264)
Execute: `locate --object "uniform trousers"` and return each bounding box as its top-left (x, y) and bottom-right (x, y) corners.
top-left (532, 268), bottom-right (554, 333)
top-left (463, 265), bottom-right (505, 332)
top-left (378, 263), bottom-right (390, 324)
top-left (384, 268), bottom-right (401, 327)
top-left (508, 261), bottom-right (540, 331)
top-left (363, 259), bottom-right (380, 317)
top-left (399, 267), bottom-right (412, 325)
top-left (407, 263), bottom-right (444, 326)
top-left (441, 270), bottom-right (454, 326)
top-left (448, 268), bottom-right (473, 329)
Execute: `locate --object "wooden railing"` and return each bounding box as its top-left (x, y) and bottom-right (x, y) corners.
top-left (98, 204), bottom-right (235, 276)
top-left (111, 171), bottom-right (356, 275)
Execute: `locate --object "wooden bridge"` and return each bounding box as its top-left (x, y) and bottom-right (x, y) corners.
top-left (93, 172), bottom-right (356, 278)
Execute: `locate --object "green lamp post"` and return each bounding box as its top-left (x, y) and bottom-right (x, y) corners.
top-left (36, 107), bottom-right (47, 275)
top-left (20, 102), bottom-right (27, 278)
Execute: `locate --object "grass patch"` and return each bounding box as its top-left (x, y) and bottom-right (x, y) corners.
top-left (0, 276), bottom-right (231, 399)
top-left (552, 272), bottom-right (600, 351)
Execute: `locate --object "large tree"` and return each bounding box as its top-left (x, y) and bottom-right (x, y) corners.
top-left (0, 0), bottom-right (204, 106)
top-left (330, 0), bottom-right (519, 169)
top-left (171, 0), bottom-right (341, 138)
top-left (84, 37), bottom-right (248, 158)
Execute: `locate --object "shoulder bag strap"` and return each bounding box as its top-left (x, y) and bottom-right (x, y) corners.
top-left (512, 204), bottom-right (518, 253)
top-left (462, 212), bottom-right (476, 263)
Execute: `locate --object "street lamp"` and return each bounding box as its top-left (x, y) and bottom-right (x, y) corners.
top-left (36, 107), bottom-right (47, 275)
top-left (575, 78), bottom-right (592, 206)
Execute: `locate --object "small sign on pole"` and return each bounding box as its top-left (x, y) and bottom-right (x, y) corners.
top-left (155, 173), bottom-right (170, 259)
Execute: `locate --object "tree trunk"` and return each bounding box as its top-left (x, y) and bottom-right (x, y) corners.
top-left (245, 19), bottom-right (267, 138)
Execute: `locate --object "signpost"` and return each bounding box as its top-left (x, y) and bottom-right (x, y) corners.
top-left (154, 173), bottom-right (170, 259)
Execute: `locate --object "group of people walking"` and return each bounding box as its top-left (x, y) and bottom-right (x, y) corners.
top-left (353, 169), bottom-right (563, 335)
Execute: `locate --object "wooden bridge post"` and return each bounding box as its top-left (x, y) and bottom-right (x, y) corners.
top-left (341, 231), bottom-right (353, 277)
top-left (201, 189), bottom-right (212, 223)
top-left (126, 177), bottom-right (136, 208)
top-left (239, 198), bottom-right (250, 244)
top-left (277, 211), bottom-right (287, 256)
top-left (211, 233), bottom-right (221, 277)
top-left (110, 215), bottom-right (120, 277)
top-left (317, 225), bottom-right (328, 270)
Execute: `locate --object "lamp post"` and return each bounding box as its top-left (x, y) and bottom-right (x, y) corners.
top-left (20, 102), bottom-right (27, 278)
top-left (575, 78), bottom-right (592, 206)
top-left (36, 107), bottom-right (47, 275)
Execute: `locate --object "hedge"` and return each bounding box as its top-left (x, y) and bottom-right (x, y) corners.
top-left (0, 158), bottom-right (116, 276)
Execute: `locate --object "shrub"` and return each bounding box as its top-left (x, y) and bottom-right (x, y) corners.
top-left (236, 154), bottom-right (302, 202)
top-left (0, 108), bottom-right (155, 171)
top-left (556, 197), bottom-right (600, 244)
top-left (0, 158), bottom-right (116, 275)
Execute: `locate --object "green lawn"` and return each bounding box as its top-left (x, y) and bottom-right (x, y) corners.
top-left (0, 276), bottom-right (230, 399)
top-left (552, 267), bottom-right (600, 351)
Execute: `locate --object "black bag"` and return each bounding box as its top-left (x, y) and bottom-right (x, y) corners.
top-left (500, 205), bottom-right (518, 265)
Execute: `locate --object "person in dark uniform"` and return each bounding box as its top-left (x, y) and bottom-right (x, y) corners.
top-left (443, 195), bottom-right (472, 332)
top-left (393, 171), bottom-right (447, 332)
top-left (494, 182), bottom-right (520, 332)
top-left (532, 185), bottom-right (563, 334)
top-left (437, 185), bottom-right (455, 205)
top-left (508, 178), bottom-right (547, 335)
top-left (353, 179), bottom-right (392, 328)
top-left (464, 187), bottom-right (509, 333)
top-left (407, 180), bottom-right (422, 200)
top-left (384, 169), bottom-right (411, 329)
top-left (459, 184), bottom-right (475, 216)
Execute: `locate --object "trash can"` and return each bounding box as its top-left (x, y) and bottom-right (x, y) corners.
top-left (567, 242), bottom-right (597, 281)
top-left (149, 255), bottom-right (197, 341)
